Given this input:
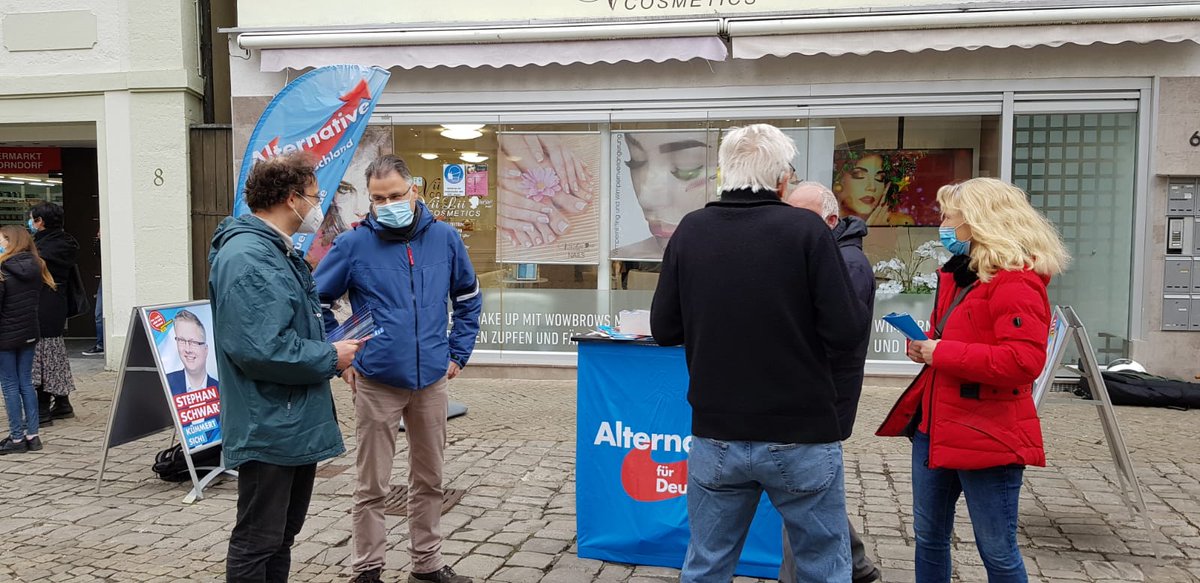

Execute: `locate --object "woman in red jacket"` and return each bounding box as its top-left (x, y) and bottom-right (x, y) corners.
top-left (877, 178), bottom-right (1069, 583)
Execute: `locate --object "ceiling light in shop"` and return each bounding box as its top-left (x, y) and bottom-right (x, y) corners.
top-left (459, 153), bottom-right (488, 163)
top-left (419, 153), bottom-right (439, 160)
top-left (440, 124), bottom-right (485, 140)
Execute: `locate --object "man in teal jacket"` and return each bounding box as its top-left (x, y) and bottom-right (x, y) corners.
top-left (209, 152), bottom-right (361, 583)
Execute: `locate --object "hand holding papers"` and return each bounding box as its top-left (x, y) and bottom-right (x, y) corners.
top-left (328, 308), bottom-right (384, 343)
top-left (883, 312), bottom-right (929, 341)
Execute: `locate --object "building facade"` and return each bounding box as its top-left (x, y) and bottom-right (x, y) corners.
top-left (0, 0), bottom-right (230, 366)
top-left (225, 0), bottom-right (1200, 377)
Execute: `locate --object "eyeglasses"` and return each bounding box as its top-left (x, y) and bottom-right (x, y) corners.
top-left (369, 182), bottom-right (415, 205)
top-left (175, 338), bottom-right (207, 348)
top-left (787, 164), bottom-right (801, 186)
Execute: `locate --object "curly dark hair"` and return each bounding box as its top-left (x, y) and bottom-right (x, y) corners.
top-left (244, 152), bottom-right (317, 212)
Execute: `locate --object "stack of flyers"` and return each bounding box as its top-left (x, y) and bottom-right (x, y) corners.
top-left (328, 308), bottom-right (384, 342)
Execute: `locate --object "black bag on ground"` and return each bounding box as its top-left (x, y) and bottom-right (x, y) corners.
top-left (152, 443), bottom-right (223, 482)
top-left (1076, 370), bottom-right (1200, 410)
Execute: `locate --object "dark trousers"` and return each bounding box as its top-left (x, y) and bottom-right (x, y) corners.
top-left (226, 461), bottom-right (317, 583)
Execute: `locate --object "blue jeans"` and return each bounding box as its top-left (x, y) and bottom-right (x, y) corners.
top-left (912, 432), bottom-right (1027, 583)
top-left (682, 437), bottom-right (850, 583)
top-left (0, 345), bottom-right (39, 440)
top-left (94, 283), bottom-right (104, 348)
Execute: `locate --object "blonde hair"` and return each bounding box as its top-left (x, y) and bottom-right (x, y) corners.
top-left (937, 178), bottom-right (1070, 282)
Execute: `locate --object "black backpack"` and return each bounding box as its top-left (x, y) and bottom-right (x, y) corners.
top-left (1076, 370), bottom-right (1200, 410)
top-left (152, 443), bottom-right (223, 482)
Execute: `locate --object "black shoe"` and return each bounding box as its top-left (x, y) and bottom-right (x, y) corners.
top-left (409, 566), bottom-right (472, 583)
top-left (350, 568), bottom-right (383, 583)
top-left (36, 389), bottom-right (52, 422)
top-left (49, 396), bottom-right (74, 420)
top-left (82, 345), bottom-right (104, 356)
top-left (854, 567), bottom-right (882, 583)
top-left (0, 436), bottom-right (29, 455)
top-left (25, 436), bottom-right (42, 451)
top-left (38, 417), bottom-right (53, 428)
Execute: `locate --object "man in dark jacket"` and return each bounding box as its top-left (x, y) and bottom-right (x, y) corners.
top-left (29, 202), bottom-right (79, 421)
top-left (209, 152), bottom-right (361, 583)
top-left (315, 155), bottom-right (481, 583)
top-left (782, 181), bottom-right (880, 583)
top-left (651, 124), bottom-right (869, 582)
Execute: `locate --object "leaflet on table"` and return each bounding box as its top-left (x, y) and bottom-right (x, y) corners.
top-left (882, 312), bottom-right (929, 341)
top-left (593, 325), bottom-right (646, 341)
top-left (328, 308), bottom-right (384, 342)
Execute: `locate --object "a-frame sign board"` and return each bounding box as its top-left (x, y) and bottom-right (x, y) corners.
top-left (96, 302), bottom-right (236, 503)
top-left (1032, 306), bottom-right (1157, 550)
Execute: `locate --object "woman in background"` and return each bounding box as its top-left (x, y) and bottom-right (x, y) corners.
top-left (29, 203), bottom-right (80, 424)
top-left (0, 225), bottom-right (56, 454)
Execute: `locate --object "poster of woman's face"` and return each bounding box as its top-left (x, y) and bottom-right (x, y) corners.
top-left (833, 149), bottom-right (974, 227)
top-left (305, 125), bottom-right (394, 266)
top-left (610, 131), bottom-right (719, 262)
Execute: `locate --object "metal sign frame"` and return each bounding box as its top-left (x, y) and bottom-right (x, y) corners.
top-left (1033, 305), bottom-right (1158, 552)
top-left (96, 302), bottom-right (236, 503)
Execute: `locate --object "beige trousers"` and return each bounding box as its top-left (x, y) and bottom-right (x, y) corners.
top-left (350, 375), bottom-right (449, 574)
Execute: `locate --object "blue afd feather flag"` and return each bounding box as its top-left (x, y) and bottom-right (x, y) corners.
top-left (234, 64), bottom-right (391, 252)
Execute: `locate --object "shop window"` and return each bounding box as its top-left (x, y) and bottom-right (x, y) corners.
top-left (1014, 112), bottom-right (1137, 361)
top-left (813, 115), bottom-right (1002, 361)
top-left (0, 174), bottom-right (63, 225)
top-left (331, 116), bottom-right (1002, 357)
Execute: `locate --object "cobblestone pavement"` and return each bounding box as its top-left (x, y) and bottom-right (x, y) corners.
top-left (2, 361), bottom-right (1199, 582)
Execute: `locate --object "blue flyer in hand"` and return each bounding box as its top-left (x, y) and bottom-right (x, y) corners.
top-left (883, 312), bottom-right (929, 341)
top-left (328, 308), bottom-right (384, 342)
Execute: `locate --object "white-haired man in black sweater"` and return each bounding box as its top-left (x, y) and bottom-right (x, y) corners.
top-left (652, 124), bottom-right (869, 583)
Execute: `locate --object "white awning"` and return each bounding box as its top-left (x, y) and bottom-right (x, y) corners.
top-left (260, 36), bottom-right (727, 70)
top-left (733, 21), bottom-right (1200, 60)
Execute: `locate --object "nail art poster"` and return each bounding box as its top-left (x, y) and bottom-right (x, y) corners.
top-left (496, 132), bottom-right (601, 264)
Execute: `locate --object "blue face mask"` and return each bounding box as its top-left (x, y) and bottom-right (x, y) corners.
top-left (375, 200), bottom-right (414, 229)
top-left (0, 246), bottom-right (5, 255)
top-left (27, 218), bottom-right (36, 233)
top-left (939, 226), bottom-right (971, 256)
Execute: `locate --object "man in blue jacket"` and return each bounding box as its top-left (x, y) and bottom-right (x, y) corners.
top-left (315, 154), bottom-right (481, 583)
top-left (209, 152), bottom-right (361, 583)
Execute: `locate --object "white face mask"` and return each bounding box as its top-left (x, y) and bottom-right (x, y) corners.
top-left (293, 195), bottom-right (324, 234)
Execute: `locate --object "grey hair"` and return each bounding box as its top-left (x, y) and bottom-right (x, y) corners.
top-left (364, 154), bottom-right (413, 185)
top-left (718, 124), bottom-right (797, 193)
top-left (794, 181), bottom-right (840, 219)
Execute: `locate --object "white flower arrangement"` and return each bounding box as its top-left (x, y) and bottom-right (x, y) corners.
top-left (873, 240), bottom-right (950, 299)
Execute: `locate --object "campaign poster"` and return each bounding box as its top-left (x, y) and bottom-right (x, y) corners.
top-left (496, 132), bottom-right (601, 264)
top-left (610, 131), bottom-right (718, 262)
top-left (143, 303), bottom-right (221, 454)
top-left (833, 148), bottom-right (973, 227)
